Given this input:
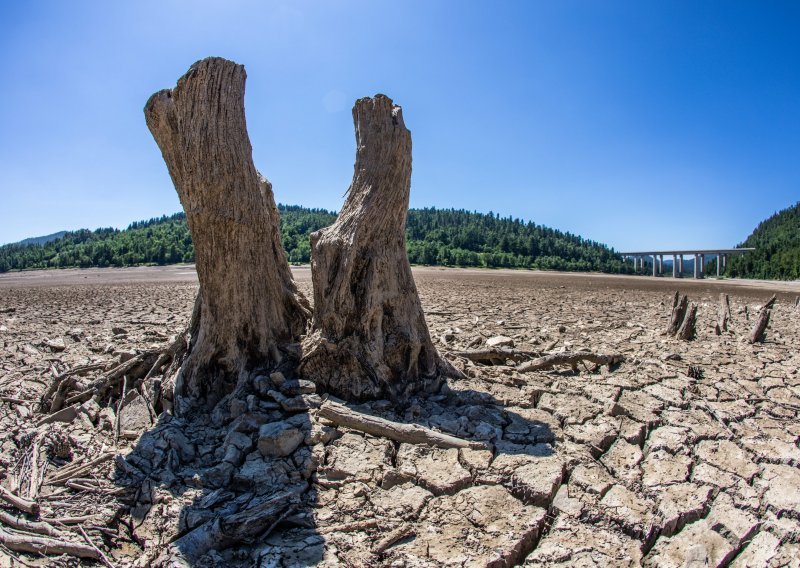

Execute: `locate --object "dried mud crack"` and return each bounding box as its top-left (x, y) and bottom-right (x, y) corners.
top-left (1, 268), bottom-right (799, 566)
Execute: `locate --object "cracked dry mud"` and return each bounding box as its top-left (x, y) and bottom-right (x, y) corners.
top-left (0, 266), bottom-right (799, 567)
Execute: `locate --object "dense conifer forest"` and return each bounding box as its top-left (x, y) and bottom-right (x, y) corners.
top-left (727, 201), bottom-right (800, 281)
top-left (0, 205), bottom-right (629, 273)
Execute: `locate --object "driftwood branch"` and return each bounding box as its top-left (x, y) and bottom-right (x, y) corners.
top-left (516, 352), bottom-right (624, 373)
top-left (0, 526), bottom-right (100, 559)
top-left (0, 510), bottom-right (61, 537)
top-left (0, 486), bottom-right (39, 516)
top-left (317, 399), bottom-right (488, 450)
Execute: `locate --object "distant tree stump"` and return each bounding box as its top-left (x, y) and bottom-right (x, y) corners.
top-left (748, 295), bottom-right (776, 344)
top-left (144, 58), bottom-right (309, 410)
top-left (666, 292), bottom-right (689, 336)
top-left (676, 302), bottom-right (697, 341)
top-left (714, 293), bottom-right (731, 335)
top-left (299, 95), bottom-right (457, 401)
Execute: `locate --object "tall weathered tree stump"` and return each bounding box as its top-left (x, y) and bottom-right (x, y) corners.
top-left (299, 95), bottom-right (456, 401)
top-left (144, 58), bottom-right (309, 409)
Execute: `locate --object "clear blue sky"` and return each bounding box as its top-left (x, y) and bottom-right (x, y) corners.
top-left (1, 1), bottom-right (798, 250)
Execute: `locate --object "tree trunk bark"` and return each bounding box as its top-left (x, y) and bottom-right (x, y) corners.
top-left (144, 58), bottom-right (309, 409)
top-left (299, 95), bottom-right (456, 401)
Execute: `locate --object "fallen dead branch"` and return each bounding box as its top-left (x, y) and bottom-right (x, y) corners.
top-left (0, 485), bottom-right (39, 516)
top-left (0, 525), bottom-right (100, 559)
top-left (446, 348), bottom-right (541, 365)
top-left (78, 525), bottom-right (116, 568)
top-left (46, 452), bottom-right (115, 486)
top-left (516, 352), bottom-right (624, 373)
top-left (373, 525), bottom-right (415, 555)
top-left (40, 363), bottom-right (106, 412)
top-left (317, 399), bottom-right (488, 450)
top-left (0, 509), bottom-right (61, 537)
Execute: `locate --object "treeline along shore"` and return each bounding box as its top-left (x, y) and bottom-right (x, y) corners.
top-left (0, 205), bottom-right (629, 274)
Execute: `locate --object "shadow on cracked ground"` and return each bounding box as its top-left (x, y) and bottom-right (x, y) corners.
top-left (113, 372), bottom-right (560, 567)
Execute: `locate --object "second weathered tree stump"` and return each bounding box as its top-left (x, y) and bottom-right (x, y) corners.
top-left (299, 95), bottom-right (456, 401)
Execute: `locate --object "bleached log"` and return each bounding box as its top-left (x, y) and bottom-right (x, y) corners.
top-left (317, 399), bottom-right (487, 450)
top-left (446, 348), bottom-right (541, 365)
top-left (516, 352), bottom-right (624, 373)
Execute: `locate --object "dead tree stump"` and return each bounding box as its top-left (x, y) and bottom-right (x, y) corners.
top-left (299, 95), bottom-right (456, 401)
top-left (749, 295), bottom-right (776, 344)
top-left (714, 293), bottom-right (731, 335)
top-left (144, 58), bottom-right (309, 409)
top-left (666, 293), bottom-right (689, 336)
top-left (676, 303), bottom-right (698, 341)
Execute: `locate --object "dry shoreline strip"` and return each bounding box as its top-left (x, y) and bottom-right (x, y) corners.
top-left (1, 264), bottom-right (798, 297)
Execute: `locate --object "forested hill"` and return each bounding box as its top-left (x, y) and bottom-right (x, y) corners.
top-left (728, 201), bottom-right (800, 280)
top-left (0, 205), bottom-right (628, 273)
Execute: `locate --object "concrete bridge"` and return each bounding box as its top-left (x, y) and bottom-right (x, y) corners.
top-left (619, 248), bottom-right (755, 279)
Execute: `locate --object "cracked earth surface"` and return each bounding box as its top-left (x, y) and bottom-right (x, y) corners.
top-left (0, 266), bottom-right (798, 566)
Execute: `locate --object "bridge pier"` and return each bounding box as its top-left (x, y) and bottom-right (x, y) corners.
top-left (658, 254), bottom-right (663, 275)
top-left (652, 255), bottom-right (657, 277)
top-left (672, 254), bottom-right (678, 277)
top-left (693, 254), bottom-right (699, 279)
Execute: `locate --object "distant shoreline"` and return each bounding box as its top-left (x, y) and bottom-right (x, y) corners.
top-left (1, 264), bottom-right (797, 299)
